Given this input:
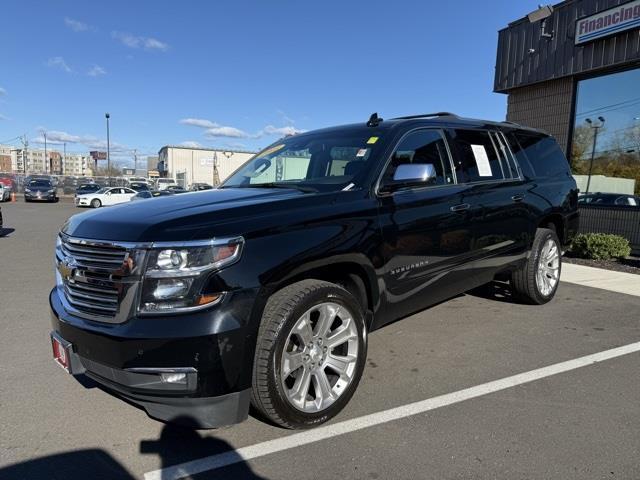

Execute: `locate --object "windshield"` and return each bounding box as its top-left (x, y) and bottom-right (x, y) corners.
top-left (220, 127), bottom-right (386, 192)
top-left (29, 180), bottom-right (52, 188)
top-left (94, 187), bottom-right (109, 194)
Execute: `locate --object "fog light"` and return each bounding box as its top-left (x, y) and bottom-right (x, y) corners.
top-left (152, 278), bottom-right (192, 300)
top-left (160, 372), bottom-right (187, 384)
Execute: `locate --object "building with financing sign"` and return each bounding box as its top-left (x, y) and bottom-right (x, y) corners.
top-left (495, 0), bottom-right (640, 194)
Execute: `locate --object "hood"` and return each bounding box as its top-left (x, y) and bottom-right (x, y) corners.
top-left (62, 187), bottom-right (329, 242)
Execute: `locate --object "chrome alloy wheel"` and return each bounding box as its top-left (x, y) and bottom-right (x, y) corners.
top-left (280, 302), bottom-right (359, 413)
top-left (536, 238), bottom-right (560, 296)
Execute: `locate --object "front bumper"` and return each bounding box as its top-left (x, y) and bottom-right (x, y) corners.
top-left (75, 197), bottom-right (91, 206)
top-left (50, 287), bottom-right (259, 428)
top-left (25, 192), bottom-right (57, 201)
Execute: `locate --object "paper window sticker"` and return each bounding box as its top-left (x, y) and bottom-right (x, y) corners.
top-left (356, 148), bottom-right (368, 157)
top-left (470, 144), bottom-right (492, 177)
top-left (367, 136), bottom-right (379, 144)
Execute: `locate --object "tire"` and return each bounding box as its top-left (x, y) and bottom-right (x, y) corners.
top-left (511, 228), bottom-right (561, 305)
top-left (91, 198), bottom-right (102, 208)
top-left (251, 279), bottom-right (367, 429)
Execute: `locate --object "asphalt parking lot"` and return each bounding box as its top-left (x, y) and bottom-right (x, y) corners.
top-left (1, 200), bottom-right (640, 479)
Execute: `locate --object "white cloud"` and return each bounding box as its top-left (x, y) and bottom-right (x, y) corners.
top-left (180, 118), bottom-right (218, 129)
top-left (260, 125), bottom-right (306, 137)
top-left (0, 113), bottom-right (9, 121)
top-left (180, 141), bottom-right (203, 148)
top-left (0, 87), bottom-right (6, 96)
top-left (87, 65), bottom-right (107, 77)
top-left (64, 17), bottom-right (92, 32)
top-left (45, 57), bottom-right (72, 73)
top-left (205, 126), bottom-right (250, 139)
top-left (32, 128), bottom-right (129, 153)
top-left (112, 31), bottom-right (169, 51)
top-left (179, 117), bottom-right (305, 140)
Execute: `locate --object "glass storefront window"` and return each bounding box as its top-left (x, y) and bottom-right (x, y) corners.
top-left (571, 68), bottom-right (640, 195)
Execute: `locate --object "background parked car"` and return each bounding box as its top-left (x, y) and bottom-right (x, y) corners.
top-left (155, 178), bottom-right (179, 191)
top-left (189, 183), bottom-right (214, 191)
top-left (0, 183), bottom-right (12, 202)
top-left (24, 179), bottom-right (58, 202)
top-left (164, 185), bottom-right (188, 194)
top-left (62, 176), bottom-right (80, 194)
top-left (129, 182), bottom-right (151, 192)
top-left (578, 192), bottom-right (640, 207)
top-left (75, 183), bottom-right (102, 196)
top-left (130, 190), bottom-right (174, 201)
top-left (75, 187), bottom-right (137, 208)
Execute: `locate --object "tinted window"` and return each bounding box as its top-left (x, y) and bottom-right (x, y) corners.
top-left (451, 129), bottom-right (505, 183)
top-left (513, 133), bottom-right (570, 178)
top-left (381, 129), bottom-right (453, 187)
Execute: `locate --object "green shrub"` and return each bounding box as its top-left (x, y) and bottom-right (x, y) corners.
top-left (571, 233), bottom-right (631, 260)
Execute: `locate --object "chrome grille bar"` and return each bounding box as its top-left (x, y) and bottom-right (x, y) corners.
top-left (56, 234), bottom-right (146, 323)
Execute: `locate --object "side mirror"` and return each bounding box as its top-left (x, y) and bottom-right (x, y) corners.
top-left (382, 163), bottom-right (437, 192)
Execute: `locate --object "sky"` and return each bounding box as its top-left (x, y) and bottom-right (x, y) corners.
top-left (0, 0), bottom-right (542, 168)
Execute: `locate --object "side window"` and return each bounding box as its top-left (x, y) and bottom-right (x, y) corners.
top-left (381, 129), bottom-right (453, 187)
top-left (512, 132), bottom-right (570, 178)
top-left (450, 129), bottom-right (505, 183)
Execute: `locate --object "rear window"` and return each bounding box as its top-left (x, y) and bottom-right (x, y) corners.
top-left (450, 129), bottom-right (506, 183)
top-left (511, 132), bottom-right (570, 178)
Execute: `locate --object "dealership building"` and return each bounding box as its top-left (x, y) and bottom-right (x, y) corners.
top-left (495, 0), bottom-right (640, 191)
top-left (157, 145), bottom-right (256, 187)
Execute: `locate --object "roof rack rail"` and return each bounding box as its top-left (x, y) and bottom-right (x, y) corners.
top-left (391, 112), bottom-right (459, 120)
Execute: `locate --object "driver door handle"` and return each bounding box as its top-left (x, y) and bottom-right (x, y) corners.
top-left (450, 203), bottom-right (470, 212)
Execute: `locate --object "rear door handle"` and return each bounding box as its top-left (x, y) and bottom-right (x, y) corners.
top-left (450, 203), bottom-right (470, 212)
top-left (511, 194), bottom-right (525, 202)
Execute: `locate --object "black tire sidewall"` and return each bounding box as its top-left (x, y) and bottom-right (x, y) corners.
top-left (91, 199), bottom-right (101, 208)
top-left (267, 285), bottom-right (367, 428)
top-left (531, 229), bottom-right (562, 303)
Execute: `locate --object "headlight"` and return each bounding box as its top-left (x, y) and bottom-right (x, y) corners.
top-left (48, 189), bottom-right (55, 194)
top-left (25, 189), bottom-right (31, 193)
top-left (139, 237), bottom-right (243, 314)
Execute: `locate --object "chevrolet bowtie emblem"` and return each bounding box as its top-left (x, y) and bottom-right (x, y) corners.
top-left (59, 257), bottom-right (77, 280)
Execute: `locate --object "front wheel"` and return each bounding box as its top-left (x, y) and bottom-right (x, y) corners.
top-left (90, 198), bottom-right (101, 208)
top-left (511, 228), bottom-right (561, 304)
top-left (251, 279), bottom-right (367, 429)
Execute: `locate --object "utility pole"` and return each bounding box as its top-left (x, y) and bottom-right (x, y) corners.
top-left (133, 149), bottom-right (137, 174)
top-left (105, 113), bottom-right (111, 185)
top-left (44, 131), bottom-right (48, 174)
top-left (21, 134), bottom-right (28, 174)
top-left (584, 116), bottom-right (605, 195)
top-left (63, 142), bottom-right (66, 175)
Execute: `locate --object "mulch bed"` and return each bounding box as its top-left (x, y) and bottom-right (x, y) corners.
top-left (563, 255), bottom-right (640, 275)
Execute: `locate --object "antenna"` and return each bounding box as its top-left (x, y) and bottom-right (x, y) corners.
top-left (367, 112), bottom-right (383, 127)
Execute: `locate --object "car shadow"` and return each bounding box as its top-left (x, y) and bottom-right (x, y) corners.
top-left (467, 280), bottom-right (520, 304)
top-left (0, 418), bottom-right (266, 480)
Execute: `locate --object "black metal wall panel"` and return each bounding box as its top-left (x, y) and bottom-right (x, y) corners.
top-left (495, 0), bottom-right (640, 92)
top-left (578, 205), bottom-right (640, 253)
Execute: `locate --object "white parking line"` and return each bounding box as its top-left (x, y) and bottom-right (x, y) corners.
top-left (143, 341), bottom-right (640, 480)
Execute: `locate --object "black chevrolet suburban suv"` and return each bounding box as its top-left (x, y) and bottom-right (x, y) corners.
top-left (50, 113), bottom-right (578, 429)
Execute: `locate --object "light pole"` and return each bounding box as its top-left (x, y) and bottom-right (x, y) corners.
top-left (105, 113), bottom-right (111, 186)
top-left (584, 116), bottom-right (605, 194)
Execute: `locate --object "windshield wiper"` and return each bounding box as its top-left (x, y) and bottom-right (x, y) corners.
top-left (236, 183), bottom-right (318, 193)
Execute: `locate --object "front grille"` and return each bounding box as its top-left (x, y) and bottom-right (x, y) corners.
top-left (59, 237), bottom-right (128, 270)
top-left (56, 234), bottom-right (145, 323)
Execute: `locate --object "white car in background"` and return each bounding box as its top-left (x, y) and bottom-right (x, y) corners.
top-left (0, 184), bottom-right (11, 202)
top-left (156, 178), bottom-right (179, 191)
top-left (75, 187), bottom-right (137, 208)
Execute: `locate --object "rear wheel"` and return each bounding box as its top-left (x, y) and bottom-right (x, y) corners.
top-left (90, 198), bottom-right (101, 208)
top-left (251, 279), bottom-right (367, 429)
top-left (511, 228), bottom-right (561, 304)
